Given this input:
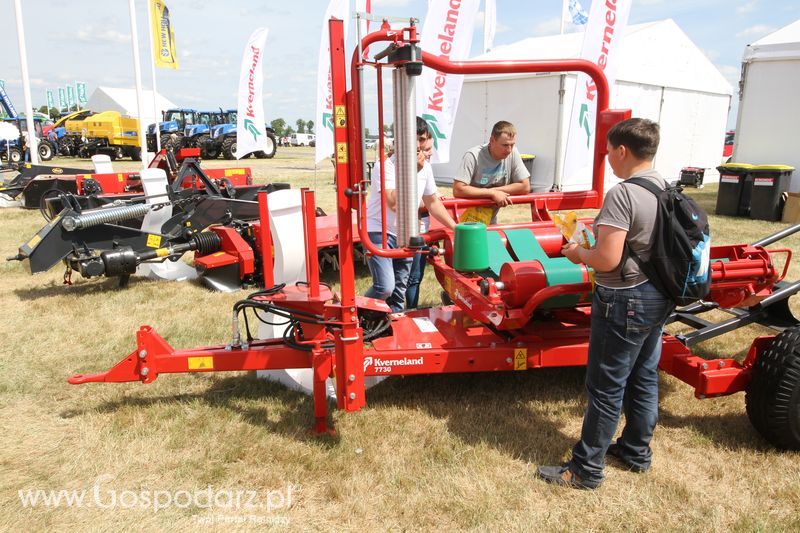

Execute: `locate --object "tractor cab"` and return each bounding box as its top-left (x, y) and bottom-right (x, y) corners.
top-left (146, 108), bottom-right (197, 152)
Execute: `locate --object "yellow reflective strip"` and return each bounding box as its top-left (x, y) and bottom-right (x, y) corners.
top-left (187, 356), bottom-right (214, 370)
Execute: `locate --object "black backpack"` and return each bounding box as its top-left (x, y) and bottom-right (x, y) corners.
top-left (625, 177), bottom-right (712, 306)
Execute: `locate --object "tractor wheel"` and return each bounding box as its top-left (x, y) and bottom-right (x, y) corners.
top-left (222, 137), bottom-right (237, 160)
top-left (745, 325), bottom-right (800, 450)
top-left (38, 142), bottom-right (54, 161)
top-left (9, 148), bottom-right (23, 163)
top-left (255, 132), bottom-right (277, 159)
top-left (161, 134), bottom-right (178, 153)
top-left (197, 134), bottom-right (212, 158)
top-left (130, 147), bottom-right (142, 161)
top-left (111, 146), bottom-right (124, 161)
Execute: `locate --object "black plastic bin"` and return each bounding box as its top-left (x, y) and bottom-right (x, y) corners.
top-left (679, 167), bottom-right (705, 188)
top-left (715, 163), bottom-right (754, 216)
top-left (749, 165), bottom-right (794, 221)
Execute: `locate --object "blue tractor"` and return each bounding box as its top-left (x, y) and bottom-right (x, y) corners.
top-left (205, 110), bottom-right (277, 160)
top-left (182, 110), bottom-right (225, 157)
top-left (146, 108), bottom-right (198, 153)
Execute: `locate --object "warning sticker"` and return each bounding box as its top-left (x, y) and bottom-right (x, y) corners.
top-left (336, 142), bottom-right (348, 163)
top-left (412, 317), bottom-right (439, 333)
top-left (514, 348), bottom-right (527, 371)
top-left (26, 234), bottom-right (42, 249)
top-left (335, 105), bottom-right (346, 128)
top-left (225, 168), bottom-right (245, 176)
top-left (720, 175), bottom-right (739, 184)
top-left (117, 173), bottom-right (124, 182)
top-left (146, 234), bottom-right (162, 248)
top-left (754, 177), bottom-right (774, 187)
top-left (188, 356), bottom-right (214, 370)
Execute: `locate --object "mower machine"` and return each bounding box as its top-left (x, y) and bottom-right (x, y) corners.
top-left (67, 19), bottom-right (800, 449)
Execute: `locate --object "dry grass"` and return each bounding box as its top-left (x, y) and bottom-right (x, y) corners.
top-left (1, 148), bottom-right (799, 531)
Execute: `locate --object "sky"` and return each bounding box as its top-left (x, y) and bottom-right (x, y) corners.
top-left (1, 0), bottom-right (799, 130)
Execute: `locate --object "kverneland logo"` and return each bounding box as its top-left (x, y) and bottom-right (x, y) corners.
top-left (363, 356), bottom-right (424, 371)
top-left (245, 45), bottom-right (261, 121)
top-left (580, 0), bottom-right (620, 147)
top-left (426, 0), bottom-right (463, 114)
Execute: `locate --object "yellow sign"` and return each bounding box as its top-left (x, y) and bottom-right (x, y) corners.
top-left (335, 105), bottom-right (346, 128)
top-left (26, 234), bottom-right (42, 250)
top-left (514, 348), bottom-right (527, 371)
top-left (336, 142), bottom-right (348, 163)
top-left (146, 234), bottom-right (162, 248)
top-left (225, 168), bottom-right (245, 176)
top-left (188, 356), bottom-right (214, 370)
top-left (460, 206), bottom-right (494, 225)
top-left (149, 0), bottom-right (179, 69)
top-left (117, 173), bottom-right (124, 182)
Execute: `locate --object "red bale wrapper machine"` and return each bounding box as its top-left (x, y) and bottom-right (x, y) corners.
top-left (69, 19), bottom-right (800, 449)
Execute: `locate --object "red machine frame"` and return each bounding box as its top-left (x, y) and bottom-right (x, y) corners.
top-left (69, 18), bottom-right (796, 439)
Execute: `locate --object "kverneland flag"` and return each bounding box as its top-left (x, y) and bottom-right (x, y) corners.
top-left (315, 0), bottom-right (349, 163)
top-left (562, 0), bottom-right (631, 191)
top-left (150, 0), bottom-right (179, 69)
top-left (417, 0), bottom-right (480, 164)
top-left (236, 28), bottom-right (269, 159)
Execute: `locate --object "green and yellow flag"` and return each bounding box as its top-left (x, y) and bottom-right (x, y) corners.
top-left (150, 0), bottom-right (179, 69)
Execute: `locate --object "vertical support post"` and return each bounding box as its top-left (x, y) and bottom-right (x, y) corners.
top-left (329, 18), bottom-right (366, 411)
top-left (300, 188), bottom-right (320, 298)
top-left (311, 348), bottom-right (331, 434)
top-left (257, 190), bottom-right (275, 288)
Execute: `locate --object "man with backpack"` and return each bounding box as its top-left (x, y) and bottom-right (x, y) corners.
top-left (537, 118), bottom-right (701, 489)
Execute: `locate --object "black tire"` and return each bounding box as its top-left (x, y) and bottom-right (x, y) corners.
top-left (130, 147), bottom-right (142, 161)
top-left (112, 146), bottom-right (124, 161)
top-left (9, 148), bottom-right (22, 163)
top-left (38, 141), bottom-right (54, 161)
top-left (204, 141), bottom-right (220, 159)
top-left (197, 134), bottom-right (212, 158)
top-left (745, 325), bottom-right (800, 450)
top-left (221, 137), bottom-right (237, 160)
top-left (255, 132), bottom-right (277, 159)
top-left (161, 133), bottom-right (179, 153)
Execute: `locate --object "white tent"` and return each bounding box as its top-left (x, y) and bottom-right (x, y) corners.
top-left (733, 19), bottom-right (800, 192)
top-left (433, 19), bottom-right (733, 192)
top-left (85, 87), bottom-right (175, 126)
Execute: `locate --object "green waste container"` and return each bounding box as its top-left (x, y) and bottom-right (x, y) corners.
top-left (715, 163), bottom-right (755, 216)
top-left (749, 165), bottom-right (795, 221)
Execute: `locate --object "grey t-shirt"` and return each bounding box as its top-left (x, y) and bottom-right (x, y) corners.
top-left (594, 169), bottom-right (668, 289)
top-left (454, 144), bottom-right (530, 188)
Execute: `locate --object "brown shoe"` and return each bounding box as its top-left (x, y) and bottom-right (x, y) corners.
top-left (536, 463), bottom-right (601, 489)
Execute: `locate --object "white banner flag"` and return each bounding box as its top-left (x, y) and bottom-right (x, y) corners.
top-left (236, 27), bottom-right (269, 159)
top-left (561, 0), bottom-right (631, 190)
top-left (483, 0), bottom-right (496, 53)
top-left (417, 0), bottom-right (480, 164)
top-left (315, 0), bottom-right (350, 164)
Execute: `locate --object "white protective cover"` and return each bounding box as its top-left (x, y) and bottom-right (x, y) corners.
top-left (135, 168), bottom-right (197, 281)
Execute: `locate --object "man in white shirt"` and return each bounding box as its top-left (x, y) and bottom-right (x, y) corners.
top-left (365, 117), bottom-right (457, 312)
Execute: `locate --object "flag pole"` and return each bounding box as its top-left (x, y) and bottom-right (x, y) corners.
top-left (128, 0), bottom-right (149, 168)
top-left (561, 0), bottom-right (568, 35)
top-left (146, 0), bottom-right (162, 154)
top-left (13, 0), bottom-right (39, 164)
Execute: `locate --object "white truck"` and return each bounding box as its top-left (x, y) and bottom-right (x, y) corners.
top-left (289, 133), bottom-right (315, 146)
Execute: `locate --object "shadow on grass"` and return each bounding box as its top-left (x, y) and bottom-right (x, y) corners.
top-left (60, 374), bottom-right (340, 448)
top-left (13, 275), bottom-right (152, 301)
top-left (366, 367), bottom-right (588, 463)
top-left (658, 409), bottom-right (770, 451)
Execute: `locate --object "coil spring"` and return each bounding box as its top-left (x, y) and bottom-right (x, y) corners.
top-left (61, 204), bottom-right (152, 231)
top-left (192, 231), bottom-right (222, 255)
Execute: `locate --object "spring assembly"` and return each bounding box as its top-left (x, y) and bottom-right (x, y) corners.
top-left (61, 204), bottom-right (154, 232)
top-left (191, 231), bottom-right (222, 255)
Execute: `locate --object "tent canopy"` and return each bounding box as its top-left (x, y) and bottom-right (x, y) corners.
top-left (473, 19), bottom-right (732, 96)
top-left (743, 18), bottom-right (800, 61)
top-left (85, 87), bottom-right (176, 125)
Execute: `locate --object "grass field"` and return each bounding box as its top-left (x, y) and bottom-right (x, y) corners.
top-left (1, 148), bottom-right (798, 531)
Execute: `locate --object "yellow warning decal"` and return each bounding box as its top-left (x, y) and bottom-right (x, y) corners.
top-left (212, 252), bottom-right (226, 257)
top-left (225, 168), bottom-right (245, 176)
top-left (336, 142), bottom-right (348, 163)
top-left (117, 173), bottom-right (124, 182)
top-left (155, 248), bottom-right (170, 257)
top-left (335, 105), bottom-right (346, 128)
top-left (188, 356), bottom-right (214, 370)
top-left (514, 348), bottom-right (527, 371)
top-left (146, 234), bottom-right (162, 248)
top-left (26, 234), bottom-right (42, 249)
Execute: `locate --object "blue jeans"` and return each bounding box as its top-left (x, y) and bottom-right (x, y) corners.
top-left (405, 252), bottom-right (427, 309)
top-left (569, 282), bottom-right (674, 483)
top-left (364, 232), bottom-right (412, 313)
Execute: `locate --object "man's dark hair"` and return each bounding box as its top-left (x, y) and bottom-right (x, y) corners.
top-left (607, 118), bottom-right (659, 160)
top-left (416, 117), bottom-right (432, 140)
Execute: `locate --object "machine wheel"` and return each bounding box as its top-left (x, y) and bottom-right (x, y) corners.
top-left (130, 147), bottom-right (142, 161)
top-left (222, 137), bottom-right (237, 160)
top-left (9, 148), bottom-right (23, 163)
top-left (38, 141), bottom-right (54, 161)
top-left (161, 134), bottom-right (179, 153)
top-left (111, 146), bottom-right (124, 161)
top-left (745, 325), bottom-right (800, 450)
top-left (197, 134), bottom-right (212, 158)
top-left (255, 132), bottom-right (277, 159)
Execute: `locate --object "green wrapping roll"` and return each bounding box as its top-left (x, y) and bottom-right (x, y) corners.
top-left (453, 222), bottom-right (489, 272)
